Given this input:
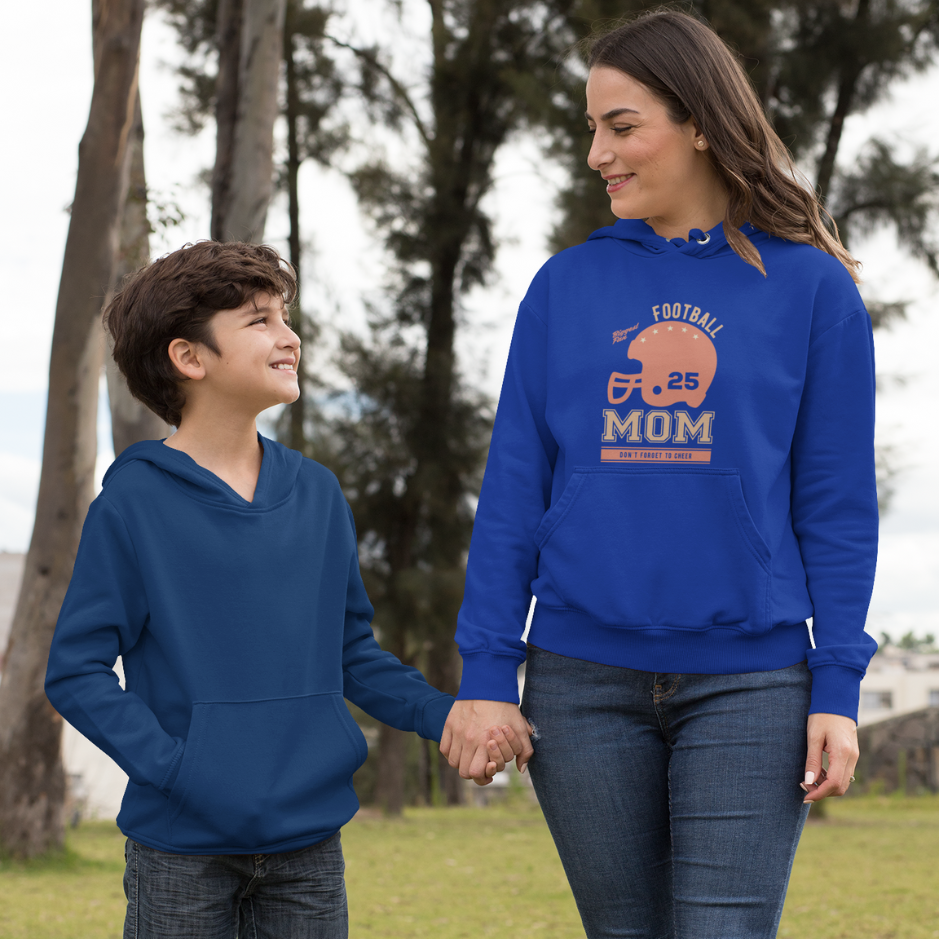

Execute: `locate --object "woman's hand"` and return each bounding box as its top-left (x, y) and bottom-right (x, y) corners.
top-left (800, 712), bottom-right (859, 802)
top-left (440, 700), bottom-right (534, 786)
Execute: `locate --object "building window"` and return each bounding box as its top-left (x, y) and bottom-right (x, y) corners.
top-left (861, 690), bottom-right (893, 710)
top-left (929, 689), bottom-right (939, 707)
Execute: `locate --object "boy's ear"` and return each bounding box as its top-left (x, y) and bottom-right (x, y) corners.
top-left (167, 338), bottom-right (208, 381)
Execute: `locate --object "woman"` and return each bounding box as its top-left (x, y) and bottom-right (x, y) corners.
top-left (440, 10), bottom-right (878, 939)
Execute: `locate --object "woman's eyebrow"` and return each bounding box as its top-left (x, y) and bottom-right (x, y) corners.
top-left (585, 107), bottom-right (641, 121)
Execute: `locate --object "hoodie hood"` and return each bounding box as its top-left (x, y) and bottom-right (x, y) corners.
top-left (102, 433), bottom-right (303, 510)
top-left (587, 218), bottom-right (769, 260)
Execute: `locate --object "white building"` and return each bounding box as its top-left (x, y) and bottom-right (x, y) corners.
top-left (858, 647), bottom-right (939, 726)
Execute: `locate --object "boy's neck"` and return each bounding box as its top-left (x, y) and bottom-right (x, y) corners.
top-left (164, 409), bottom-right (264, 502)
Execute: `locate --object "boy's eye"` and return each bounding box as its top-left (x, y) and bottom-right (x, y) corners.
top-left (251, 317), bottom-right (267, 325)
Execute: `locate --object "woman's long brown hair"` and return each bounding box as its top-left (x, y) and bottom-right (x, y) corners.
top-left (588, 9), bottom-right (861, 281)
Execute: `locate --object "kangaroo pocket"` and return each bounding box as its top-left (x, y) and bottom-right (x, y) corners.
top-left (534, 467), bottom-right (771, 633)
top-left (167, 693), bottom-right (367, 851)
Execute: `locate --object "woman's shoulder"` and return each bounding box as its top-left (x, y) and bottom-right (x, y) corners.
top-left (760, 234), bottom-right (858, 285)
top-left (758, 236), bottom-right (868, 340)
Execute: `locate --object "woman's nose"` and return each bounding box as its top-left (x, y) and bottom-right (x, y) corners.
top-left (587, 134), bottom-right (613, 173)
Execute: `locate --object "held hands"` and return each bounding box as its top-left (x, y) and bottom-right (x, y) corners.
top-left (800, 712), bottom-right (859, 803)
top-left (440, 700), bottom-right (535, 786)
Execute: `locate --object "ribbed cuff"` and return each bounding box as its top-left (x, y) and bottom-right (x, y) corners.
top-left (808, 664), bottom-right (864, 722)
top-left (456, 653), bottom-right (523, 703)
top-left (418, 694), bottom-right (456, 742)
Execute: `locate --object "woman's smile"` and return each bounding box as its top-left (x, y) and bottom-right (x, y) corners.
top-left (604, 173), bottom-right (635, 192)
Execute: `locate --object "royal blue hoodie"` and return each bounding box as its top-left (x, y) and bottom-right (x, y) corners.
top-left (46, 436), bottom-right (453, 854)
top-left (455, 220), bottom-right (878, 722)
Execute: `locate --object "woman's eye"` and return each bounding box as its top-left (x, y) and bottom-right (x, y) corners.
top-left (612, 125), bottom-right (633, 135)
top-left (587, 126), bottom-right (597, 136)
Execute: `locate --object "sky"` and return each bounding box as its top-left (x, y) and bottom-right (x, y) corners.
top-left (1, 2), bottom-right (937, 642)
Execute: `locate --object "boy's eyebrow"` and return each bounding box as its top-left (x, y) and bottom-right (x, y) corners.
top-left (585, 107), bottom-right (640, 122)
top-left (239, 302), bottom-right (284, 316)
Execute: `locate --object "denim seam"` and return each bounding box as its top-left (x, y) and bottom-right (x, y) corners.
top-left (657, 675), bottom-right (681, 704)
top-left (132, 840), bottom-right (139, 939)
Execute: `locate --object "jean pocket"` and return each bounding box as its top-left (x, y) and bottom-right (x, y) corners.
top-left (167, 693), bottom-right (366, 850)
top-left (535, 467), bottom-right (771, 633)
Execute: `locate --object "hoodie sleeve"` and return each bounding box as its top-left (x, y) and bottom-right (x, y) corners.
top-left (340, 506), bottom-right (454, 741)
top-left (791, 308), bottom-right (879, 722)
top-left (45, 496), bottom-right (185, 794)
top-left (455, 301), bottom-right (558, 702)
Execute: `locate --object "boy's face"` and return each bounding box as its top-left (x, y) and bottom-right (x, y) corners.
top-left (195, 293), bottom-right (301, 415)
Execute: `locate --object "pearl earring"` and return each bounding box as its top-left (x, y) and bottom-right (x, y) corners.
top-left (697, 140), bottom-right (706, 148)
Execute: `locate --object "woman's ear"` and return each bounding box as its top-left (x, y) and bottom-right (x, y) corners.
top-left (167, 338), bottom-right (207, 381)
top-left (687, 118), bottom-right (708, 151)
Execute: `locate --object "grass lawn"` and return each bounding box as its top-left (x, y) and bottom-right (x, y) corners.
top-left (1, 793), bottom-right (937, 938)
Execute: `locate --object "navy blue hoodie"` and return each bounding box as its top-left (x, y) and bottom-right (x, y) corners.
top-left (455, 220), bottom-right (878, 722)
top-left (46, 436), bottom-right (453, 854)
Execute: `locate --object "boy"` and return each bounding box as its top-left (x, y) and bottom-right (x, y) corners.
top-left (45, 241), bottom-right (523, 938)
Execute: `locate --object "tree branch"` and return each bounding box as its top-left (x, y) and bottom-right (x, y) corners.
top-left (326, 35), bottom-right (431, 149)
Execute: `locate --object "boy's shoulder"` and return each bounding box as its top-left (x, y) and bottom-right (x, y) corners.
top-left (98, 440), bottom-right (173, 500)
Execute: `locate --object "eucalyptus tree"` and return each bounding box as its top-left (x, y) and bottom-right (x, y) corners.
top-left (106, 90), bottom-right (172, 455)
top-left (157, 0), bottom-right (288, 243)
top-left (0, 0), bottom-right (145, 858)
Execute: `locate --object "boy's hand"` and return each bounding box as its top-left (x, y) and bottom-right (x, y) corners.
top-left (481, 737), bottom-right (505, 786)
top-left (440, 700), bottom-right (534, 785)
top-left (476, 725), bottom-right (528, 786)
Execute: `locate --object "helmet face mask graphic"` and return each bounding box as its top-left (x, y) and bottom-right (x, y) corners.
top-left (608, 324), bottom-right (717, 408)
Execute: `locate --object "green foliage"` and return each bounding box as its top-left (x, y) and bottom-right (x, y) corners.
top-left (151, 0), bottom-right (221, 134)
top-left (832, 137), bottom-right (939, 273)
top-left (879, 630), bottom-right (939, 652)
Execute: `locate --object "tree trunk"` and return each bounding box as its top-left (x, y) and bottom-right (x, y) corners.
top-left (211, 0), bottom-right (243, 242)
top-left (0, 0), bottom-right (144, 859)
top-left (815, 0), bottom-right (871, 201)
top-left (284, 15), bottom-right (307, 454)
top-left (212, 0), bottom-right (286, 243)
top-left (374, 723), bottom-right (408, 815)
top-left (106, 87), bottom-right (170, 455)
top-left (428, 628), bottom-right (464, 805)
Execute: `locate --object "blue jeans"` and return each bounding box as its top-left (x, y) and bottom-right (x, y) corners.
top-left (521, 645), bottom-right (812, 939)
top-left (123, 833), bottom-right (347, 939)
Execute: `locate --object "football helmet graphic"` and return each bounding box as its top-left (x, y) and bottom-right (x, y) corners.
top-left (607, 324), bottom-right (717, 408)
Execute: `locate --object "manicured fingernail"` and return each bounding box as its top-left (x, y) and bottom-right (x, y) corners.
top-left (799, 783), bottom-right (808, 792)
top-left (804, 771), bottom-right (815, 785)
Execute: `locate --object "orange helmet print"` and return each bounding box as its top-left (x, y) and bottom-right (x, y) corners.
top-left (607, 324), bottom-right (717, 408)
